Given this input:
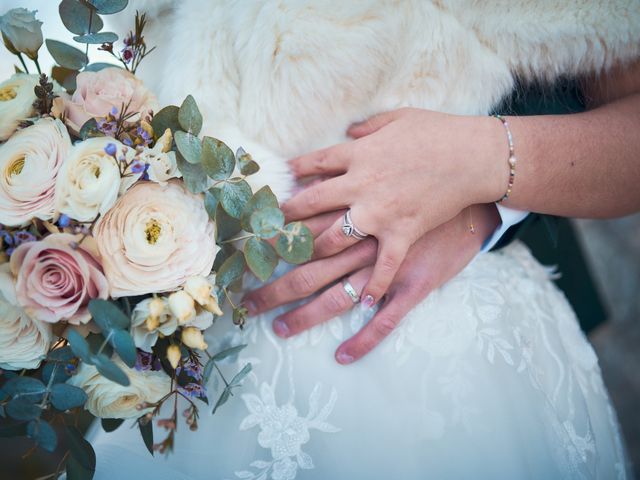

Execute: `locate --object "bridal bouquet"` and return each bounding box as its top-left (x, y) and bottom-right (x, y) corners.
top-left (0, 1), bottom-right (312, 478)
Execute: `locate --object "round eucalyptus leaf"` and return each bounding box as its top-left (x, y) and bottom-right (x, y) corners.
top-left (88, 299), bottom-right (130, 332)
top-left (84, 62), bottom-right (119, 72)
top-left (176, 153), bottom-right (209, 194)
top-left (201, 136), bottom-right (235, 181)
top-left (110, 329), bottom-right (137, 368)
top-left (42, 362), bottom-right (70, 385)
top-left (215, 203), bottom-right (242, 242)
top-left (2, 377), bottom-right (46, 399)
top-left (275, 222), bottom-right (314, 264)
top-left (236, 148), bottom-right (260, 176)
top-left (204, 190), bottom-right (219, 221)
top-left (6, 399), bottom-right (41, 421)
top-left (50, 384), bottom-right (87, 411)
top-left (66, 425), bottom-right (97, 474)
top-left (27, 420), bottom-right (57, 453)
top-left (59, 0), bottom-right (104, 35)
top-left (66, 329), bottom-right (94, 365)
top-left (93, 354), bottom-right (130, 386)
top-left (174, 130), bottom-right (202, 164)
top-left (220, 180), bottom-right (252, 219)
top-left (215, 251), bottom-right (246, 288)
top-left (178, 94), bottom-right (203, 135)
top-left (46, 39), bottom-right (88, 70)
top-left (241, 186), bottom-right (279, 231)
top-left (249, 207), bottom-right (285, 239)
top-left (73, 32), bottom-right (118, 44)
top-left (86, 0), bottom-right (129, 15)
top-left (151, 105), bottom-right (180, 136)
top-left (244, 237), bottom-right (278, 281)
top-left (47, 345), bottom-right (74, 362)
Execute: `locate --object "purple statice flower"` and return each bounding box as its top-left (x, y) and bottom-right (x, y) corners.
top-left (0, 229), bottom-right (14, 247)
top-left (13, 231), bottom-right (36, 246)
top-left (136, 126), bottom-right (152, 146)
top-left (134, 350), bottom-right (162, 372)
top-left (178, 383), bottom-right (207, 400)
top-left (123, 137), bottom-right (133, 147)
top-left (104, 143), bottom-right (118, 156)
top-left (130, 160), bottom-right (146, 174)
top-left (1, 230), bottom-right (36, 256)
top-left (96, 118), bottom-right (117, 136)
top-left (141, 163), bottom-right (151, 181)
top-left (176, 358), bottom-right (203, 381)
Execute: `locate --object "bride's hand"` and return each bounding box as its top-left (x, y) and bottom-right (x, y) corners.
top-left (244, 203), bottom-right (500, 363)
top-left (281, 108), bottom-right (506, 308)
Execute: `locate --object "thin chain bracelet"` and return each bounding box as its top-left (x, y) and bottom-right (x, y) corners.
top-left (492, 114), bottom-right (517, 203)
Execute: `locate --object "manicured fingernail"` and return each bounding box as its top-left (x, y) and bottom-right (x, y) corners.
top-left (273, 318), bottom-right (290, 338)
top-left (336, 351), bottom-right (354, 365)
top-left (360, 295), bottom-right (375, 311)
top-left (245, 299), bottom-right (257, 315)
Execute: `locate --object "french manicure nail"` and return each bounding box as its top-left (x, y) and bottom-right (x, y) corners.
top-left (273, 318), bottom-right (290, 337)
top-left (360, 295), bottom-right (375, 311)
top-left (336, 351), bottom-right (354, 364)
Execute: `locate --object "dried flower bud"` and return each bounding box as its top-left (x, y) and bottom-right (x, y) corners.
top-left (183, 276), bottom-right (212, 306)
top-left (168, 290), bottom-right (195, 325)
top-left (166, 344), bottom-right (181, 369)
top-left (181, 327), bottom-right (208, 350)
top-left (203, 296), bottom-right (223, 316)
top-left (148, 297), bottom-right (166, 319)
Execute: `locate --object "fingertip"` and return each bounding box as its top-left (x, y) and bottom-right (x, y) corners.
top-left (335, 349), bottom-right (355, 365)
top-left (272, 318), bottom-right (290, 338)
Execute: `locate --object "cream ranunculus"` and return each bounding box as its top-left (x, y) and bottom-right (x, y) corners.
top-left (55, 137), bottom-right (127, 222)
top-left (67, 357), bottom-right (171, 419)
top-left (0, 8), bottom-right (43, 60)
top-left (0, 74), bottom-right (38, 141)
top-left (0, 263), bottom-right (52, 370)
top-left (141, 129), bottom-right (181, 185)
top-left (0, 118), bottom-right (71, 226)
top-left (63, 68), bottom-right (158, 133)
top-left (94, 180), bottom-right (217, 297)
top-left (131, 297), bottom-right (178, 352)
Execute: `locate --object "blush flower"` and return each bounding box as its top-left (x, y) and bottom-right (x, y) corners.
top-left (0, 118), bottom-right (71, 226)
top-left (10, 233), bottom-right (109, 324)
top-left (93, 180), bottom-right (217, 297)
top-left (62, 67), bottom-right (158, 132)
top-left (0, 74), bottom-right (38, 141)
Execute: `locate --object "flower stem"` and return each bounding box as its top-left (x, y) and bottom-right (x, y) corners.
top-left (33, 56), bottom-right (42, 75)
top-left (17, 53), bottom-right (29, 74)
top-left (220, 233), bottom-right (255, 244)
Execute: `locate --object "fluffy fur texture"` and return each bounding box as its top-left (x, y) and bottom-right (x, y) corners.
top-left (123, 0), bottom-right (640, 199)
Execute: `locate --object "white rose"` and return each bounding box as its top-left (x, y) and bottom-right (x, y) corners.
top-left (131, 297), bottom-right (178, 352)
top-left (0, 118), bottom-right (70, 226)
top-left (94, 181), bottom-right (217, 297)
top-left (0, 74), bottom-right (38, 141)
top-left (67, 357), bottom-right (171, 419)
top-left (55, 137), bottom-right (127, 222)
top-left (0, 8), bottom-right (43, 60)
top-left (0, 263), bottom-right (52, 370)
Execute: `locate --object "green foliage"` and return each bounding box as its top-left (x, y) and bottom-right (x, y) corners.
top-left (249, 207), bottom-right (284, 239)
top-left (212, 363), bottom-right (252, 415)
top-left (110, 329), bottom-right (137, 368)
top-left (27, 420), bottom-right (57, 452)
top-left (79, 118), bottom-right (102, 140)
top-left (275, 222), bottom-right (314, 264)
top-left (101, 418), bottom-right (124, 432)
top-left (215, 203), bottom-right (242, 242)
top-left (59, 0), bottom-right (103, 35)
top-left (174, 131), bottom-right (202, 164)
top-left (46, 39), bottom-right (88, 70)
top-left (138, 418), bottom-right (154, 456)
top-left (86, 0), bottom-right (129, 15)
top-left (236, 147), bottom-right (260, 176)
top-left (201, 136), bottom-right (235, 180)
top-left (84, 62), bottom-right (118, 72)
top-left (6, 399), bottom-right (41, 421)
top-left (89, 299), bottom-right (130, 331)
top-left (66, 425), bottom-right (97, 480)
top-left (50, 384), bottom-right (87, 411)
top-left (73, 32), bottom-right (118, 44)
top-left (92, 353), bottom-right (130, 386)
top-left (215, 251), bottom-right (246, 288)
top-left (67, 329), bottom-right (94, 365)
top-left (151, 105), bottom-right (181, 136)
top-left (176, 153), bottom-right (209, 194)
top-left (244, 237), bottom-right (278, 281)
top-left (2, 377), bottom-right (46, 402)
top-left (220, 180), bottom-right (252, 219)
top-left (241, 186), bottom-right (279, 232)
top-left (178, 94), bottom-right (203, 135)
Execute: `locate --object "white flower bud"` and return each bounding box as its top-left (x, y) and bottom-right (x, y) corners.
top-left (203, 296), bottom-right (223, 316)
top-left (166, 344), bottom-right (181, 369)
top-left (148, 297), bottom-right (166, 319)
top-left (180, 327), bottom-right (208, 350)
top-left (183, 276), bottom-right (213, 306)
top-left (168, 290), bottom-right (195, 325)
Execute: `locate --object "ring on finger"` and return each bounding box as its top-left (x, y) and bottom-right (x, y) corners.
top-left (342, 209), bottom-right (369, 240)
top-left (341, 278), bottom-right (360, 304)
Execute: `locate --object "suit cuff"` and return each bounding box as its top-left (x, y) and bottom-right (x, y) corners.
top-left (480, 204), bottom-right (529, 252)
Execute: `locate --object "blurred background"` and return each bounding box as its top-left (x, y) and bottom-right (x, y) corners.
top-left (0, 1), bottom-right (639, 478)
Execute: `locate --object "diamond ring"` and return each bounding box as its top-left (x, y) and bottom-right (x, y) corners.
top-left (342, 210), bottom-right (368, 240)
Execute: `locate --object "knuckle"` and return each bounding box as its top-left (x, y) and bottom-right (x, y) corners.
top-left (313, 151), bottom-right (329, 171)
top-left (290, 268), bottom-right (316, 295)
top-left (373, 316), bottom-right (398, 338)
top-left (379, 253), bottom-right (400, 274)
top-left (304, 187), bottom-right (321, 209)
top-left (323, 288), bottom-right (350, 313)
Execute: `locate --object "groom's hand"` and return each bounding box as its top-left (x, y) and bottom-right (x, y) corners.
top-left (244, 203), bottom-right (500, 364)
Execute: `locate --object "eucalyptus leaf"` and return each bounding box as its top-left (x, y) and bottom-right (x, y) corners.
top-left (66, 329), bottom-right (94, 365)
top-left (213, 244), bottom-right (236, 272)
top-left (249, 207), bottom-right (285, 239)
top-left (27, 420), bottom-right (57, 452)
top-left (50, 384), bottom-right (87, 411)
top-left (84, 62), bottom-right (118, 72)
top-left (230, 362), bottom-right (252, 387)
top-left (215, 202), bottom-right (242, 243)
top-left (86, 332), bottom-right (113, 359)
top-left (178, 95), bottom-right (202, 135)
top-left (138, 418), bottom-right (154, 456)
top-left (93, 354), bottom-right (130, 386)
top-left (236, 148), bottom-right (260, 176)
top-left (275, 222), bottom-right (314, 264)
top-left (202, 359), bottom-right (216, 385)
top-left (78, 118), bottom-right (102, 140)
top-left (176, 153), bottom-right (209, 194)
top-left (51, 66), bottom-right (78, 93)
top-left (6, 399), bottom-right (41, 421)
top-left (2, 377), bottom-right (46, 400)
top-left (48, 345), bottom-right (74, 362)
top-left (204, 191), bottom-right (219, 221)
top-left (110, 329), bottom-right (137, 368)
top-left (220, 180), bottom-right (252, 219)
top-left (101, 418), bottom-right (124, 432)
top-left (86, 0), bottom-right (129, 15)
top-left (244, 237), bottom-right (278, 281)
top-left (46, 39), bottom-right (88, 70)
top-left (66, 425), bottom-right (96, 478)
top-left (73, 32), bottom-right (118, 44)
top-left (211, 387), bottom-right (231, 415)
top-left (88, 299), bottom-right (130, 332)
top-left (241, 186), bottom-right (279, 232)
top-left (42, 362), bottom-right (70, 385)
top-left (212, 344), bottom-right (247, 362)
top-left (151, 105), bottom-right (181, 136)
top-left (66, 455), bottom-right (93, 480)
top-left (215, 251), bottom-right (246, 288)
top-left (174, 130), bottom-right (202, 164)
top-left (201, 136), bottom-right (235, 180)
top-left (59, 0), bottom-right (103, 35)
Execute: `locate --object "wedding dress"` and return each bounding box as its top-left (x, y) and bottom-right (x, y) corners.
top-left (89, 1), bottom-right (640, 478)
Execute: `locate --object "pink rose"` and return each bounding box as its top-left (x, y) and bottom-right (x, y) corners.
top-left (10, 233), bottom-right (109, 325)
top-left (63, 67), bottom-right (158, 132)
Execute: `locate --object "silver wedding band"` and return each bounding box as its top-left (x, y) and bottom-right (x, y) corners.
top-left (342, 210), bottom-right (368, 240)
top-left (341, 278), bottom-right (360, 304)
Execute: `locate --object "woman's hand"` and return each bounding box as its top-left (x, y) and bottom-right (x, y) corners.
top-left (281, 108), bottom-right (506, 307)
top-left (244, 203), bottom-right (500, 363)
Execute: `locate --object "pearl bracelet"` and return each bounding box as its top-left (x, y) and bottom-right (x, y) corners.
top-left (492, 114), bottom-right (517, 203)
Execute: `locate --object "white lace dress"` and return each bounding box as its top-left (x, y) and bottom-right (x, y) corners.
top-left (88, 1), bottom-right (640, 478)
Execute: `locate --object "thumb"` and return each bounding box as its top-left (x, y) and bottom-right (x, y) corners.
top-left (347, 109), bottom-right (404, 138)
